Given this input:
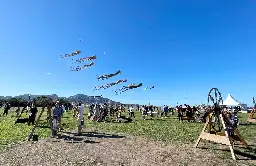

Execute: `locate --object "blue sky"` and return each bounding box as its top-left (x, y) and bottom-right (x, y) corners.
top-left (0, 0), bottom-right (256, 106)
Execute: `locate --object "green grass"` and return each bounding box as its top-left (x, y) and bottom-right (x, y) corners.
top-left (0, 107), bottom-right (256, 156)
top-left (0, 108), bottom-right (77, 152)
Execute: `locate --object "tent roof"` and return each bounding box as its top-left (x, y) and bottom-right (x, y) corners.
top-left (221, 94), bottom-right (240, 106)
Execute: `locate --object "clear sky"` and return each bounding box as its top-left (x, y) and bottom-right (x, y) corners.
top-left (0, 0), bottom-right (256, 106)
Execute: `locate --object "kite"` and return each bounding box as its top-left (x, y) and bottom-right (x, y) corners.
top-left (70, 62), bottom-right (94, 71)
top-left (72, 55), bottom-right (96, 63)
top-left (45, 72), bottom-right (55, 79)
top-left (104, 52), bottom-right (106, 55)
top-left (60, 50), bottom-right (81, 59)
top-left (116, 79), bottom-right (127, 84)
top-left (93, 79), bottom-right (127, 91)
top-left (96, 70), bottom-right (121, 81)
top-left (115, 83), bottom-right (142, 95)
top-left (93, 85), bottom-right (105, 91)
top-left (143, 86), bottom-right (155, 91)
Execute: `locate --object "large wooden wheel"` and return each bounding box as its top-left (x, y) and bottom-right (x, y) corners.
top-left (207, 88), bottom-right (223, 105)
top-left (207, 88), bottom-right (223, 132)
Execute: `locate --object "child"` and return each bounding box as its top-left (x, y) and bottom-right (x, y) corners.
top-left (178, 105), bottom-right (183, 122)
top-left (15, 107), bottom-right (20, 117)
top-left (225, 112), bottom-right (234, 136)
top-left (231, 111), bottom-right (239, 128)
top-left (88, 104), bottom-right (94, 120)
top-left (3, 103), bottom-right (11, 116)
top-left (142, 106), bottom-right (147, 120)
top-left (101, 103), bottom-right (108, 122)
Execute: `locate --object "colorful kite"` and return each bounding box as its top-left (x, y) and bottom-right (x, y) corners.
top-left (60, 50), bottom-right (81, 59)
top-left (93, 79), bottom-right (127, 91)
top-left (96, 70), bottom-right (121, 81)
top-left (116, 79), bottom-right (127, 84)
top-left (72, 55), bottom-right (96, 63)
top-left (115, 83), bottom-right (142, 94)
top-left (143, 86), bottom-right (155, 91)
top-left (70, 62), bottom-right (94, 71)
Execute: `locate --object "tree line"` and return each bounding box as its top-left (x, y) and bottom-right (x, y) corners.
top-left (0, 96), bottom-right (71, 107)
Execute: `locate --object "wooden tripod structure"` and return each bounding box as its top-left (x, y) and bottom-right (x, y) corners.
top-left (194, 88), bottom-right (248, 160)
top-left (28, 107), bottom-right (45, 141)
top-left (247, 109), bottom-right (256, 123)
top-left (15, 95), bottom-right (32, 124)
top-left (194, 112), bottom-right (248, 160)
top-left (247, 97), bottom-right (256, 123)
top-left (14, 106), bottom-right (29, 124)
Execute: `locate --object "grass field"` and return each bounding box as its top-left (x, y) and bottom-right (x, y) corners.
top-left (0, 107), bottom-right (256, 161)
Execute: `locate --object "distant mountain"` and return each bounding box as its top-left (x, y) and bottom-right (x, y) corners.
top-left (0, 94), bottom-right (122, 105)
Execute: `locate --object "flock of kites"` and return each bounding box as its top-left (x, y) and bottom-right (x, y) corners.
top-left (57, 40), bottom-right (154, 95)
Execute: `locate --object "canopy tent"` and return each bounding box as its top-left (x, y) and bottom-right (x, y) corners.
top-left (221, 94), bottom-right (241, 106)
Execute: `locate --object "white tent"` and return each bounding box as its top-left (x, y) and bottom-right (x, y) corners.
top-left (221, 94), bottom-right (240, 106)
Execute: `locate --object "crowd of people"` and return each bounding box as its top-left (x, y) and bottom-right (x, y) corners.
top-left (1, 101), bottom-right (241, 137)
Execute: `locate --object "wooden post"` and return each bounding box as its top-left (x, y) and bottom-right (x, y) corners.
top-left (194, 115), bottom-right (209, 148)
top-left (219, 114), bottom-right (236, 160)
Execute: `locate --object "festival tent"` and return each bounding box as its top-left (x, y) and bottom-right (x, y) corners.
top-left (221, 94), bottom-right (241, 106)
top-left (239, 103), bottom-right (248, 113)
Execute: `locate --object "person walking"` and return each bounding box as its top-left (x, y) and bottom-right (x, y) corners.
top-left (77, 102), bottom-right (84, 135)
top-left (129, 105), bottom-right (135, 121)
top-left (52, 101), bottom-right (64, 131)
top-left (28, 103), bottom-right (38, 126)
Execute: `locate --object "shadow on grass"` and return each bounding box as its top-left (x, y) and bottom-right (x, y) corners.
top-left (66, 140), bottom-right (100, 144)
top-left (61, 117), bottom-right (70, 119)
top-left (156, 118), bottom-right (175, 121)
top-left (239, 123), bottom-right (256, 126)
top-left (54, 133), bottom-right (100, 144)
top-left (63, 131), bottom-right (125, 139)
top-left (104, 116), bottom-right (135, 123)
top-left (37, 125), bottom-right (51, 129)
top-left (37, 121), bottom-right (51, 129)
top-left (235, 150), bottom-right (256, 160)
top-left (200, 146), bottom-right (256, 160)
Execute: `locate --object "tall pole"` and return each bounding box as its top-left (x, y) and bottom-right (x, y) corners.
top-left (184, 91), bottom-right (187, 104)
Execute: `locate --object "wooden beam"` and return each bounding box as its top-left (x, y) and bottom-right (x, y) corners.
top-left (220, 114), bottom-right (236, 160)
top-left (199, 132), bottom-right (231, 145)
top-left (247, 118), bottom-right (256, 123)
top-left (194, 117), bottom-right (210, 148)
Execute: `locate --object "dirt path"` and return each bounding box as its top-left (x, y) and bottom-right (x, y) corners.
top-left (0, 129), bottom-right (254, 166)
